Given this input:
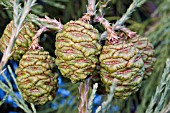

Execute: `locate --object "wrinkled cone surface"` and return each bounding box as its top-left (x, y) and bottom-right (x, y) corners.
top-left (55, 20), bottom-right (102, 83)
top-left (16, 49), bottom-right (58, 105)
top-left (100, 37), bottom-right (144, 99)
top-left (0, 21), bottom-right (37, 61)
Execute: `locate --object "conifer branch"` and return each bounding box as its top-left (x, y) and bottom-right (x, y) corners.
top-left (0, 0), bottom-right (13, 9)
top-left (101, 0), bottom-right (147, 39)
top-left (0, 66), bottom-right (34, 113)
top-left (31, 103), bottom-right (37, 113)
top-left (0, 92), bottom-right (9, 106)
top-left (114, 0), bottom-right (147, 27)
top-left (145, 58), bottom-right (170, 113)
top-left (80, 0), bottom-right (97, 22)
top-left (86, 0), bottom-right (96, 16)
top-left (94, 0), bottom-right (119, 43)
top-left (95, 83), bottom-right (115, 113)
top-left (29, 26), bottom-right (47, 50)
top-left (160, 101), bottom-right (170, 113)
top-left (0, 0), bottom-right (36, 72)
top-left (27, 14), bottom-right (63, 31)
top-left (88, 83), bottom-right (98, 113)
top-left (78, 78), bottom-right (91, 113)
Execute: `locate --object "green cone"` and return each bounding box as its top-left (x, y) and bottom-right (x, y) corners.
top-left (99, 37), bottom-right (144, 99)
top-left (55, 20), bottom-right (102, 83)
top-left (15, 49), bottom-right (58, 105)
top-left (0, 21), bottom-right (37, 61)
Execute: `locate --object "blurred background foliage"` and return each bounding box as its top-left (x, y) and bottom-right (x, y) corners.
top-left (0, 0), bottom-right (170, 113)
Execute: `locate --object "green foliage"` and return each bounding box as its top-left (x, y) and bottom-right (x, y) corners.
top-left (0, 66), bottom-right (36, 113)
top-left (146, 59), bottom-right (170, 113)
top-left (111, 0), bottom-right (170, 113)
top-left (0, 0), bottom-right (170, 113)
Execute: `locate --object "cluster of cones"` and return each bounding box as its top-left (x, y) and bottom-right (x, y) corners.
top-left (0, 18), bottom-right (155, 104)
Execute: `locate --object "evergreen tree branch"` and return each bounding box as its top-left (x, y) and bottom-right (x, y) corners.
top-left (0, 66), bottom-right (34, 113)
top-left (0, 0), bottom-right (13, 9)
top-left (95, 83), bottom-right (115, 113)
top-left (31, 103), bottom-right (37, 113)
top-left (114, 0), bottom-right (147, 27)
top-left (0, 92), bottom-right (9, 106)
top-left (88, 83), bottom-right (98, 113)
top-left (154, 77), bottom-right (170, 113)
top-left (27, 14), bottom-right (63, 31)
top-left (29, 26), bottom-right (48, 50)
top-left (160, 101), bottom-right (170, 113)
top-left (80, 0), bottom-right (97, 22)
top-left (86, 0), bottom-right (96, 16)
top-left (100, 0), bottom-right (147, 41)
top-left (7, 65), bottom-right (23, 100)
top-left (78, 78), bottom-right (91, 113)
top-left (94, 0), bottom-right (119, 43)
top-left (94, 15), bottom-right (119, 42)
top-left (0, 0), bottom-right (36, 72)
top-left (145, 58), bottom-right (170, 113)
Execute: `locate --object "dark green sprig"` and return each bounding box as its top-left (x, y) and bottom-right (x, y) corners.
top-left (0, 0), bottom-right (13, 9)
top-left (27, 14), bottom-right (63, 31)
top-left (95, 83), bottom-right (115, 113)
top-left (0, 66), bottom-right (35, 113)
top-left (160, 101), bottom-right (170, 113)
top-left (0, 0), bottom-right (37, 72)
top-left (145, 58), bottom-right (170, 113)
top-left (114, 0), bottom-right (147, 27)
top-left (42, 0), bottom-right (66, 9)
top-left (98, 0), bottom-right (110, 16)
top-left (88, 83), bottom-right (98, 113)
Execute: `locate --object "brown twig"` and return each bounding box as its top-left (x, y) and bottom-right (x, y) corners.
top-left (78, 78), bottom-right (91, 113)
top-left (80, 0), bottom-right (96, 23)
top-left (115, 26), bottom-right (137, 38)
top-left (94, 0), bottom-right (119, 43)
top-left (36, 16), bottom-right (63, 31)
top-left (29, 26), bottom-right (48, 50)
top-left (99, 0), bottom-right (147, 41)
top-left (0, 0), bottom-right (36, 72)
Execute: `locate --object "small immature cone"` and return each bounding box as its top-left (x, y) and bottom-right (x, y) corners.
top-left (15, 48), bottom-right (58, 105)
top-left (0, 21), bottom-right (37, 61)
top-left (55, 20), bottom-right (102, 83)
